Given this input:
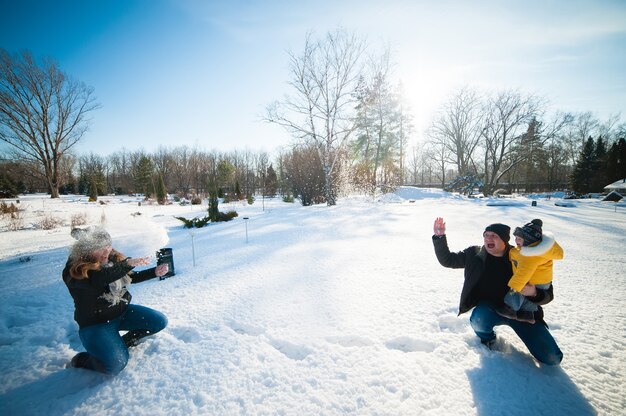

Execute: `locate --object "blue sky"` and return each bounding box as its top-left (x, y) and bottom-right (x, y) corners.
top-left (2, 0), bottom-right (625, 155)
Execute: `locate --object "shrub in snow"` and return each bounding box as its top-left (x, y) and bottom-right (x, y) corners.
top-left (1, 202), bottom-right (19, 216)
top-left (445, 174), bottom-right (483, 196)
top-left (175, 216), bottom-right (211, 228)
top-left (38, 214), bottom-right (64, 230)
top-left (214, 210), bottom-right (238, 222)
top-left (6, 211), bottom-right (25, 231)
top-left (70, 212), bottom-right (88, 228)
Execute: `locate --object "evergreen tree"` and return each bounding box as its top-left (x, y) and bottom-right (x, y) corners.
top-left (207, 180), bottom-right (219, 221)
top-left (265, 164), bottom-right (277, 197)
top-left (591, 137), bottom-right (608, 191)
top-left (134, 156), bottom-right (154, 197)
top-left (156, 173), bottom-right (167, 205)
top-left (235, 181), bottom-right (243, 200)
top-left (0, 171), bottom-right (18, 198)
top-left (88, 178), bottom-right (98, 202)
top-left (217, 159), bottom-right (235, 194)
top-left (351, 62), bottom-right (407, 191)
top-left (570, 137), bottom-right (596, 193)
top-left (60, 173), bottom-right (77, 195)
top-left (94, 171), bottom-right (107, 196)
top-left (606, 138), bottom-right (626, 183)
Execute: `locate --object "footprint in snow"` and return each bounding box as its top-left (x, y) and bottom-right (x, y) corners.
top-left (169, 326), bottom-right (202, 343)
top-left (326, 335), bottom-right (374, 348)
top-left (225, 320), bottom-right (266, 337)
top-left (385, 336), bottom-right (436, 353)
top-left (269, 338), bottom-right (312, 361)
top-left (437, 314), bottom-right (467, 333)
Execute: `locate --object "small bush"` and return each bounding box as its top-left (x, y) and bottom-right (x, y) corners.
top-left (282, 194), bottom-right (294, 203)
top-left (191, 197), bottom-right (202, 205)
top-left (7, 213), bottom-right (25, 231)
top-left (39, 214), bottom-right (64, 230)
top-left (247, 195), bottom-right (254, 205)
top-left (174, 215), bottom-right (211, 228)
top-left (214, 210), bottom-right (238, 222)
top-left (175, 209), bottom-right (238, 227)
top-left (71, 212), bottom-right (88, 228)
top-left (1, 202), bottom-right (19, 216)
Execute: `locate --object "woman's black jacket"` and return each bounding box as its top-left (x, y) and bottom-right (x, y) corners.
top-left (62, 259), bottom-right (158, 328)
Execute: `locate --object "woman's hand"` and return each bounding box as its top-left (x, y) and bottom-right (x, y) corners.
top-left (155, 264), bottom-right (169, 277)
top-left (433, 217), bottom-right (446, 236)
top-left (126, 256), bottom-right (151, 267)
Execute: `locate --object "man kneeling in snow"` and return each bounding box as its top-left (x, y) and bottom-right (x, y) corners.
top-left (431, 217), bottom-right (562, 365)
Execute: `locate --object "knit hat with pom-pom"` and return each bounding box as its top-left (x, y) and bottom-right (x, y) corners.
top-left (513, 219), bottom-right (543, 246)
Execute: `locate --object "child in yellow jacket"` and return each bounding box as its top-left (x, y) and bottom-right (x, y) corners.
top-left (497, 219), bottom-right (564, 324)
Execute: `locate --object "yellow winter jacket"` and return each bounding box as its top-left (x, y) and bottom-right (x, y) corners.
top-left (508, 231), bottom-right (564, 292)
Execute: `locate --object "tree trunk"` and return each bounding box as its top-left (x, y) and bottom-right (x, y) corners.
top-left (324, 164), bottom-right (335, 206)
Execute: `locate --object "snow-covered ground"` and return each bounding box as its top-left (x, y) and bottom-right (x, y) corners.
top-left (0, 188), bottom-right (624, 415)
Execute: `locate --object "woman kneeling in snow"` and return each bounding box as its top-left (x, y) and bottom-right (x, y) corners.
top-left (63, 226), bottom-right (168, 375)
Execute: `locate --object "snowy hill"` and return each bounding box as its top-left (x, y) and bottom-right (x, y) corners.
top-left (0, 190), bottom-right (624, 415)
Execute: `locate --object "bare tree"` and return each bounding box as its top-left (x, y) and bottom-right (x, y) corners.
top-left (597, 113), bottom-right (622, 144)
top-left (425, 139), bottom-right (451, 188)
top-left (574, 111), bottom-right (600, 148)
top-left (479, 90), bottom-right (543, 195)
top-left (0, 49), bottom-right (100, 197)
top-left (266, 29), bottom-right (365, 205)
top-left (168, 146), bottom-right (193, 197)
top-left (58, 153), bottom-right (78, 193)
top-left (406, 144), bottom-right (422, 185)
top-left (427, 87), bottom-right (483, 177)
top-left (397, 98), bottom-right (414, 184)
top-left (153, 146), bottom-right (174, 178)
top-left (108, 149), bottom-right (134, 194)
top-left (273, 147), bottom-right (288, 196)
top-left (284, 144), bottom-right (326, 205)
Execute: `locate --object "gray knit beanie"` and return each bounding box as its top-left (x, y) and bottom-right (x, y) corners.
top-left (71, 226), bottom-right (112, 255)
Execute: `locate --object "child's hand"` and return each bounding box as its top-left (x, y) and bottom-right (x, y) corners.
top-left (520, 284), bottom-right (537, 297)
top-left (433, 217), bottom-right (446, 236)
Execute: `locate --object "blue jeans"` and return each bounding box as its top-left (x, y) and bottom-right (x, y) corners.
top-left (504, 283), bottom-right (552, 312)
top-left (78, 304), bottom-right (167, 375)
top-left (470, 301), bottom-right (563, 365)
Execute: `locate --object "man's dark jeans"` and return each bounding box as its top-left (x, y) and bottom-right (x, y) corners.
top-left (470, 301), bottom-right (563, 365)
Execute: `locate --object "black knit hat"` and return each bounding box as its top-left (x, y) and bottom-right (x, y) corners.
top-left (483, 223), bottom-right (510, 243)
top-left (513, 219), bottom-right (543, 246)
